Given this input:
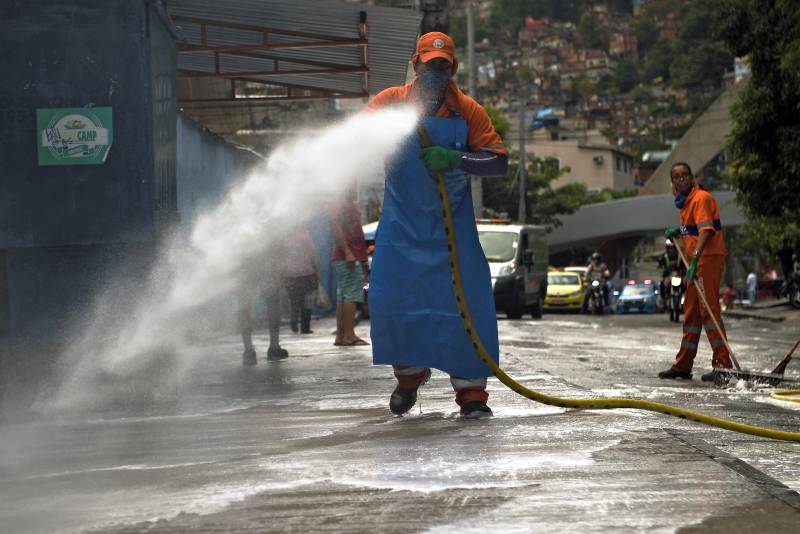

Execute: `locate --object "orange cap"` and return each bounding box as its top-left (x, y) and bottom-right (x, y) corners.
top-left (412, 32), bottom-right (457, 68)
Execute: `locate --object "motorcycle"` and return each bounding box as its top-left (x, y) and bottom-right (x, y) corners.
top-left (666, 272), bottom-right (684, 322)
top-left (589, 279), bottom-right (605, 315)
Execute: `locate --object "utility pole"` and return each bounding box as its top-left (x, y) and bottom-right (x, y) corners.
top-left (466, 1), bottom-right (483, 217)
top-left (517, 98), bottom-right (527, 223)
top-left (415, 0), bottom-right (446, 34)
top-left (466, 1), bottom-right (476, 97)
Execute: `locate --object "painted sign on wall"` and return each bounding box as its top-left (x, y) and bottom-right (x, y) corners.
top-left (37, 107), bottom-right (113, 165)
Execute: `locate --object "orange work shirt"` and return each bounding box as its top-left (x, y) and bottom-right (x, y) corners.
top-left (367, 80), bottom-right (508, 155)
top-left (679, 187), bottom-right (726, 257)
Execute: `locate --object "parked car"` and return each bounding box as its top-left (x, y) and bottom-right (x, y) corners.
top-left (564, 265), bottom-right (589, 284)
top-left (616, 279), bottom-right (659, 314)
top-left (544, 271), bottom-right (583, 312)
top-left (477, 222), bottom-right (548, 319)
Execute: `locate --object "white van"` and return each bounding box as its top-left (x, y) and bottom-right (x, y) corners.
top-left (477, 222), bottom-right (549, 319)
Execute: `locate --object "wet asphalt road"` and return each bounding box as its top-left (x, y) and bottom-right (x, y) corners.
top-left (1, 312), bottom-right (799, 533)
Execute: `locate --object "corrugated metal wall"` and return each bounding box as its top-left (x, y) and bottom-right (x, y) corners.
top-left (168, 0), bottom-right (420, 95)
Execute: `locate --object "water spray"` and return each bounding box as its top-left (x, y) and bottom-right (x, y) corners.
top-left (40, 108), bottom-right (419, 413)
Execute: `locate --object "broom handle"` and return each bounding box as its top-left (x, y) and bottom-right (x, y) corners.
top-left (772, 336), bottom-right (800, 374)
top-left (787, 336), bottom-right (800, 360)
top-left (673, 239), bottom-right (742, 371)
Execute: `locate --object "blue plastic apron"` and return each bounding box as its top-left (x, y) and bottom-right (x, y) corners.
top-left (370, 116), bottom-right (499, 378)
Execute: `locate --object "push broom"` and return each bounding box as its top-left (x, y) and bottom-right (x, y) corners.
top-left (673, 240), bottom-right (795, 386)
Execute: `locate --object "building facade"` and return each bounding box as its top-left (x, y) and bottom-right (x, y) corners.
top-left (528, 139), bottom-right (636, 190)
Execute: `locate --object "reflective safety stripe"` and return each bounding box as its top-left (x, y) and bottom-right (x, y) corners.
top-left (450, 376), bottom-right (487, 390)
top-left (683, 325), bottom-right (702, 334)
top-left (703, 323), bottom-right (717, 331)
top-left (681, 340), bottom-right (699, 351)
top-left (710, 338), bottom-right (725, 348)
top-left (395, 365), bottom-right (428, 376)
top-left (680, 219), bottom-right (722, 236)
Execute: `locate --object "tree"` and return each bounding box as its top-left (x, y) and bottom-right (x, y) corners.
top-left (640, 38), bottom-right (674, 82)
top-left (634, 16), bottom-right (658, 54)
top-left (484, 103), bottom-right (510, 140)
top-left (715, 0), bottom-right (800, 233)
top-left (613, 58), bottom-right (639, 93)
top-left (571, 76), bottom-right (598, 100)
top-left (577, 11), bottom-right (609, 50)
top-left (669, 36), bottom-right (733, 90)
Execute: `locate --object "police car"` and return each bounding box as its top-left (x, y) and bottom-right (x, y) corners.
top-left (615, 279), bottom-right (659, 314)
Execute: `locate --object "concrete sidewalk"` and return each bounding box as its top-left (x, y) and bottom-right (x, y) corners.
top-left (723, 297), bottom-right (800, 323)
top-left (2, 315), bottom-right (800, 533)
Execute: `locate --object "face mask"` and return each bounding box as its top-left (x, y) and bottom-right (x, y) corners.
top-left (421, 96), bottom-right (444, 116)
top-left (674, 193), bottom-right (687, 209)
top-left (418, 65), bottom-right (451, 95)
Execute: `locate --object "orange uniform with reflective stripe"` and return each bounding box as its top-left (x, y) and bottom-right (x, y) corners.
top-left (369, 79), bottom-right (502, 406)
top-left (679, 187), bottom-right (726, 257)
top-left (671, 187), bottom-right (732, 373)
top-left (367, 80), bottom-right (508, 155)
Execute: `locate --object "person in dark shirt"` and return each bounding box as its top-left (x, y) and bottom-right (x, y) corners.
top-left (776, 240), bottom-right (796, 281)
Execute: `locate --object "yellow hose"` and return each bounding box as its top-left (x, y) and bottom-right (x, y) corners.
top-left (425, 139), bottom-right (800, 442)
top-left (771, 390), bottom-right (800, 404)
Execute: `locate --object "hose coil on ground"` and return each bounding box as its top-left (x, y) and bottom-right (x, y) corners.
top-left (771, 390), bottom-right (800, 404)
top-left (419, 125), bottom-right (800, 442)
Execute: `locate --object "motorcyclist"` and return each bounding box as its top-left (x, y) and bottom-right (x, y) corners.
top-left (582, 252), bottom-right (610, 312)
top-left (658, 239), bottom-right (686, 300)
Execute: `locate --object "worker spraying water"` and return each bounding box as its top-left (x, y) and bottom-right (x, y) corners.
top-left (34, 35), bottom-right (799, 442)
top-left (367, 32), bottom-right (509, 419)
top-left (363, 33), bottom-right (799, 440)
top-left (359, 34), bottom-right (798, 440)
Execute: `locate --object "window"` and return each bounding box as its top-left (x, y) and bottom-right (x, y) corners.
top-left (616, 156), bottom-right (621, 171)
top-left (478, 231), bottom-right (517, 262)
top-left (548, 273), bottom-right (581, 285)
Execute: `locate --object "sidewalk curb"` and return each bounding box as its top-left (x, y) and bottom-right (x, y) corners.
top-left (750, 302), bottom-right (792, 310)
top-left (666, 430), bottom-right (800, 511)
top-left (723, 310), bottom-right (785, 322)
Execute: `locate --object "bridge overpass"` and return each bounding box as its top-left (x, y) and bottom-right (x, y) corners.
top-left (547, 191), bottom-right (744, 257)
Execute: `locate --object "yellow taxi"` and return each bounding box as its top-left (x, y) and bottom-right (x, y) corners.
top-left (544, 271), bottom-right (584, 311)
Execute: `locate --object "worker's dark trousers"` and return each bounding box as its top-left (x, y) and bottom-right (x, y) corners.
top-left (393, 365), bottom-right (488, 406)
top-left (672, 256), bottom-right (733, 372)
top-left (239, 286), bottom-right (282, 350)
top-left (286, 275), bottom-right (315, 332)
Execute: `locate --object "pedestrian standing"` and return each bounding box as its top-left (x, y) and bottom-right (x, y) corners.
top-left (239, 244), bottom-right (289, 365)
top-left (659, 162), bottom-right (733, 381)
top-left (722, 284), bottom-right (735, 311)
top-left (330, 186), bottom-right (369, 347)
top-left (735, 274), bottom-right (745, 305)
top-left (284, 225), bottom-right (319, 334)
top-left (366, 32), bottom-right (508, 418)
top-left (776, 239), bottom-right (796, 281)
top-left (746, 271), bottom-right (758, 306)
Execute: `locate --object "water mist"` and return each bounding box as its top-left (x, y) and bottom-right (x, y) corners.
top-left (40, 107), bottom-right (419, 413)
